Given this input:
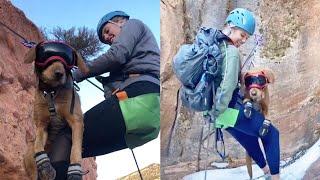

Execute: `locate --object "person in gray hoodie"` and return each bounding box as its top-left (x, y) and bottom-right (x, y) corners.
top-left (45, 11), bottom-right (160, 180)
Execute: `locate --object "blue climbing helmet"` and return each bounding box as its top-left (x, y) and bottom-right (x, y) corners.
top-left (225, 8), bottom-right (255, 35)
top-left (96, 11), bottom-right (130, 44)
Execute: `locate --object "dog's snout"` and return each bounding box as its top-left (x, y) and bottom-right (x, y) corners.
top-left (54, 71), bottom-right (63, 79)
top-left (251, 89), bottom-right (257, 96)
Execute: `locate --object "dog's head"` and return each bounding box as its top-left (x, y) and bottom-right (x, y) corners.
top-left (242, 68), bottom-right (275, 102)
top-left (24, 41), bottom-right (88, 87)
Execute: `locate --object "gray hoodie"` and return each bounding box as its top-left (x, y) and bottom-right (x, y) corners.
top-left (74, 19), bottom-right (160, 85)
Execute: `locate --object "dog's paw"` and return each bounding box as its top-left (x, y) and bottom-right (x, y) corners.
top-left (259, 119), bottom-right (271, 137)
top-left (67, 174), bottom-right (82, 180)
top-left (244, 101), bottom-right (253, 118)
top-left (37, 161), bottom-right (56, 180)
top-left (67, 163), bottom-right (87, 180)
top-left (34, 151), bottom-right (56, 180)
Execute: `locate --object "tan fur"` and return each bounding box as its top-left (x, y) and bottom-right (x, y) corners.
top-left (241, 68), bottom-right (275, 117)
top-left (241, 68), bottom-right (275, 179)
top-left (23, 46), bottom-right (88, 180)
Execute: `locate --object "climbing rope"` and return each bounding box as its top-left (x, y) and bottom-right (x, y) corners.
top-left (0, 21), bottom-right (36, 48)
top-left (241, 5), bottom-right (277, 71)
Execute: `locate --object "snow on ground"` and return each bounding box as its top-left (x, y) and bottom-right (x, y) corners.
top-left (183, 138), bottom-right (320, 180)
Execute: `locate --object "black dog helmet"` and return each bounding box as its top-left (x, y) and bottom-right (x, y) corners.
top-left (35, 41), bottom-right (76, 70)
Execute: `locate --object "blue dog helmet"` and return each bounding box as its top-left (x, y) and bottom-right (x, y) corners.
top-left (225, 8), bottom-right (256, 35)
top-left (35, 41), bottom-right (76, 70)
top-left (97, 11), bottom-right (130, 44)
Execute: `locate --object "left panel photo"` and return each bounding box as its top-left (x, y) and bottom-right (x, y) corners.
top-left (0, 0), bottom-right (160, 179)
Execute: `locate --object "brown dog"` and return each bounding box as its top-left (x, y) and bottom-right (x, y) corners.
top-left (241, 68), bottom-right (275, 179)
top-left (242, 68), bottom-right (275, 117)
top-left (23, 41), bottom-right (88, 180)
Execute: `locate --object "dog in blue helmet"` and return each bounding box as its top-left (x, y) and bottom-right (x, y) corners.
top-left (96, 11), bottom-right (130, 45)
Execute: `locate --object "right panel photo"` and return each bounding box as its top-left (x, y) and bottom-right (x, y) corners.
top-left (160, 0), bottom-right (320, 180)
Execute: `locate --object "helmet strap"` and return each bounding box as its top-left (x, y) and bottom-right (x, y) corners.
top-left (222, 27), bottom-right (231, 36)
top-left (222, 23), bottom-right (236, 36)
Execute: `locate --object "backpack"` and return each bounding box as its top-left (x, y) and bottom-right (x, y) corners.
top-left (173, 27), bottom-right (227, 111)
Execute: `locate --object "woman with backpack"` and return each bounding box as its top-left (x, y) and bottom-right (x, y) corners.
top-left (34, 10), bottom-right (160, 180)
top-left (210, 8), bottom-right (280, 180)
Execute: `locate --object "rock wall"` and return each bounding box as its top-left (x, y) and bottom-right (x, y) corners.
top-left (161, 0), bottom-right (320, 179)
top-left (0, 1), bottom-right (97, 179)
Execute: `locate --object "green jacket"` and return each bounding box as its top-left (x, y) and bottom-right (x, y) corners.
top-left (210, 41), bottom-right (241, 128)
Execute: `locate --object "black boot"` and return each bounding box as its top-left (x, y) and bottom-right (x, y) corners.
top-left (34, 151), bottom-right (56, 180)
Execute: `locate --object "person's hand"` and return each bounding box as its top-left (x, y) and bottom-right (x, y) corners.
top-left (72, 68), bottom-right (86, 83)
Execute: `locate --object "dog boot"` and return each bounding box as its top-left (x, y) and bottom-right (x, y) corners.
top-left (34, 151), bottom-right (56, 180)
top-left (67, 163), bottom-right (88, 180)
top-left (259, 119), bottom-right (271, 137)
top-left (244, 101), bottom-right (253, 118)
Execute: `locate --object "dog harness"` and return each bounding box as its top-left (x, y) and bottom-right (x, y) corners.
top-left (244, 72), bottom-right (268, 89)
top-left (35, 41), bottom-right (76, 70)
top-left (40, 81), bottom-right (76, 116)
top-left (34, 41), bottom-right (79, 120)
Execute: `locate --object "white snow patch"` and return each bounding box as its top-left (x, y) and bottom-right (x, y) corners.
top-left (183, 139), bottom-right (320, 180)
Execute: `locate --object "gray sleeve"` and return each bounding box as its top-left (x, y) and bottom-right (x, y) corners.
top-left (85, 19), bottom-right (145, 78)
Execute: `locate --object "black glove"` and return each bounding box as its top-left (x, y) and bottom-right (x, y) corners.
top-left (67, 163), bottom-right (87, 180)
top-left (34, 151), bottom-right (56, 180)
top-left (243, 101), bottom-right (253, 118)
top-left (259, 119), bottom-right (271, 137)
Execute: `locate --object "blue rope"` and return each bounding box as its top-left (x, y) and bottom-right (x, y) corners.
top-left (215, 128), bottom-right (226, 160)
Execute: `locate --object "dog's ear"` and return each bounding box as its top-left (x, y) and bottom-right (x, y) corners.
top-left (24, 48), bottom-right (36, 64)
top-left (75, 52), bottom-right (89, 75)
top-left (261, 69), bottom-right (275, 83)
top-left (241, 72), bottom-right (249, 84)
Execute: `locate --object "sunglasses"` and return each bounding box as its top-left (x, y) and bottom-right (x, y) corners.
top-left (244, 73), bottom-right (268, 89)
top-left (35, 41), bottom-right (76, 70)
